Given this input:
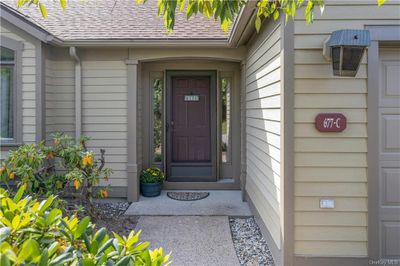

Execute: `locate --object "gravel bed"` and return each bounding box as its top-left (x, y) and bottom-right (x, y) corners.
top-left (66, 200), bottom-right (138, 236)
top-left (229, 217), bottom-right (275, 266)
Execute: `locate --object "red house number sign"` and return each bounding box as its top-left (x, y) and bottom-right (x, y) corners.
top-left (315, 113), bottom-right (347, 132)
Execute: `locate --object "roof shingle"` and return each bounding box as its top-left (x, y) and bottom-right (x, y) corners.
top-left (1, 0), bottom-right (230, 41)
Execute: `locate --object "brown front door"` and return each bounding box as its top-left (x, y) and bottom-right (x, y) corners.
top-left (167, 73), bottom-right (216, 181)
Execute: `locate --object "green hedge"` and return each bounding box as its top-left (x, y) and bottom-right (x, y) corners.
top-left (0, 186), bottom-right (171, 266)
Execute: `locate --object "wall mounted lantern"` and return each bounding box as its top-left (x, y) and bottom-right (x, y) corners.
top-left (323, 29), bottom-right (371, 77)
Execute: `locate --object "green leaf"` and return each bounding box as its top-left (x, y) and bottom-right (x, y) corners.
top-left (273, 10), bottom-right (280, 20)
top-left (94, 228), bottom-right (107, 243)
top-left (378, 0), bottom-right (386, 6)
top-left (255, 16), bottom-right (262, 32)
top-left (12, 215), bottom-right (21, 230)
top-left (59, 0), bottom-right (67, 10)
top-left (39, 2), bottom-right (47, 18)
top-left (48, 253), bottom-right (74, 266)
top-left (0, 227), bottom-right (11, 242)
top-left (13, 184), bottom-right (26, 202)
top-left (38, 249), bottom-right (48, 266)
top-left (82, 257), bottom-right (96, 266)
top-left (17, 239), bottom-right (40, 263)
top-left (115, 256), bottom-right (130, 266)
top-left (97, 238), bottom-right (114, 254)
top-left (38, 195), bottom-right (54, 213)
top-left (74, 216), bottom-right (90, 239)
top-left (126, 230), bottom-right (140, 248)
top-left (95, 254), bottom-right (107, 266)
top-left (89, 240), bottom-right (99, 255)
top-left (132, 241), bottom-right (150, 252)
top-left (46, 208), bottom-right (61, 226)
top-left (48, 242), bottom-right (60, 257)
top-left (177, 0), bottom-right (185, 11)
top-left (0, 254), bottom-right (11, 266)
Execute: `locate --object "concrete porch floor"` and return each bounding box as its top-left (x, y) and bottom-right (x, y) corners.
top-left (124, 190), bottom-right (252, 216)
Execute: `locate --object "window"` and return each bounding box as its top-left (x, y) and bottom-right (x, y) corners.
top-left (221, 77), bottom-right (231, 163)
top-left (1, 46), bottom-right (15, 142)
top-left (152, 78), bottom-right (163, 163)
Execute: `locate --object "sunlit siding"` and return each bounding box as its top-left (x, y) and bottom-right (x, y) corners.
top-left (81, 59), bottom-right (128, 188)
top-left (245, 19), bottom-right (282, 250)
top-left (0, 24), bottom-right (36, 145)
top-left (293, 0), bottom-right (400, 257)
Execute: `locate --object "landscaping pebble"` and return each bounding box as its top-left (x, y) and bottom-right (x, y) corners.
top-left (230, 217), bottom-right (275, 266)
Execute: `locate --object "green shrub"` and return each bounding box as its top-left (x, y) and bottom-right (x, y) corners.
top-left (0, 133), bottom-right (112, 217)
top-left (140, 168), bottom-right (165, 184)
top-left (0, 186), bottom-right (171, 266)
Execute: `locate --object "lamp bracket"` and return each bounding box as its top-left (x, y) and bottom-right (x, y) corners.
top-left (322, 37), bottom-right (331, 61)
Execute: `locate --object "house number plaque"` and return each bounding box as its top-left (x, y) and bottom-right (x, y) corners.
top-left (184, 95), bottom-right (200, 102)
top-left (315, 113), bottom-right (346, 132)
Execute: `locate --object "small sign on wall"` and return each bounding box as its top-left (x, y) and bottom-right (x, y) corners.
top-left (184, 95), bottom-right (200, 102)
top-left (315, 113), bottom-right (347, 132)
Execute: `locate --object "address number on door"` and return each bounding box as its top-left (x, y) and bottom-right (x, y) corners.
top-left (184, 95), bottom-right (200, 102)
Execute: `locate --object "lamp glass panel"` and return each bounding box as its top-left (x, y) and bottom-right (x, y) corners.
top-left (342, 47), bottom-right (364, 71)
top-left (331, 46), bottom-right (341, 75)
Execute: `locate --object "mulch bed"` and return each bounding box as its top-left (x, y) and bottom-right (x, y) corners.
top-left (229, 217), bottom-right (275, 266)
top-left (65, 200), bottom-right (139, 236)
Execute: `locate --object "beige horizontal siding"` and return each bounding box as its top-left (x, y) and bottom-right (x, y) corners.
top-left (295, 241), bottom-right (368, 257)
top-left (245, 19), bottom-right (282, 250)
top-left (81, 59), bottom-right (128, 184)
top-left (293, 0), bottom-right (400, 257)
top-left (1, 24), bottom-right (36, 143)
top-left (45, 59), bottom-right (75, 139)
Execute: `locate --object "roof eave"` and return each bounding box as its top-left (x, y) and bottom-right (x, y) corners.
top-left (0, 2), bottom-right (53, 43)
top-left (48, 38), bottom-right (231, 48)
top-left (228, 1), bottom-right (257, 48)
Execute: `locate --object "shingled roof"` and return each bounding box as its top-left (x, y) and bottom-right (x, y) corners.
top-left (0, 0), bottom-right (231, 41)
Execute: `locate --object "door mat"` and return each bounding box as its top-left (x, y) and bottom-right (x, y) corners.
top-left (167, 192), bottom-right (210, 201)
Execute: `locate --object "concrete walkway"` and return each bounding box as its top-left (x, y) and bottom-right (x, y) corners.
top-left (125, 190), bottom-right (252, 216)
top-left (136, 216), bottom-right (240, 266)
top-left (127, 190), bottom-right (252, 265)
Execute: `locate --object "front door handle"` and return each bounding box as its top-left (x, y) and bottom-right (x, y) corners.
top-left (166, 121), bottom-right (174, 132)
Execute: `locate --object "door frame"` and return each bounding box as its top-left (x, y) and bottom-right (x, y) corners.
top-left (367, 25), bottom-right (400, 259)
top-left (166, 70), bottom-right (217, 182)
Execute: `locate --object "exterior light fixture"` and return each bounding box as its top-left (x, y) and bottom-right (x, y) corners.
top-left (323, 29), bottom-right (371, 77)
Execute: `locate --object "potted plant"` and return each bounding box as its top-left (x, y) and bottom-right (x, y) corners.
top-left (140, 167), bottom-right (165, 197)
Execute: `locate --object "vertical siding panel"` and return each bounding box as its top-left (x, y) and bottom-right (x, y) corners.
top-left (246, 20), bottom-right (283, 250)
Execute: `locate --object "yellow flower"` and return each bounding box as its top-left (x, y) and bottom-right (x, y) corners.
top-left (46, 151), bottom-right (55, 160)
top-left (100, 189), bottom-right (109, 198)
top-left (9, 172), bottom-right (15, 180)
top-left (82, 153), bottom-right (93, 167)
top-left (74, 179), bottom-right (81, 190)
